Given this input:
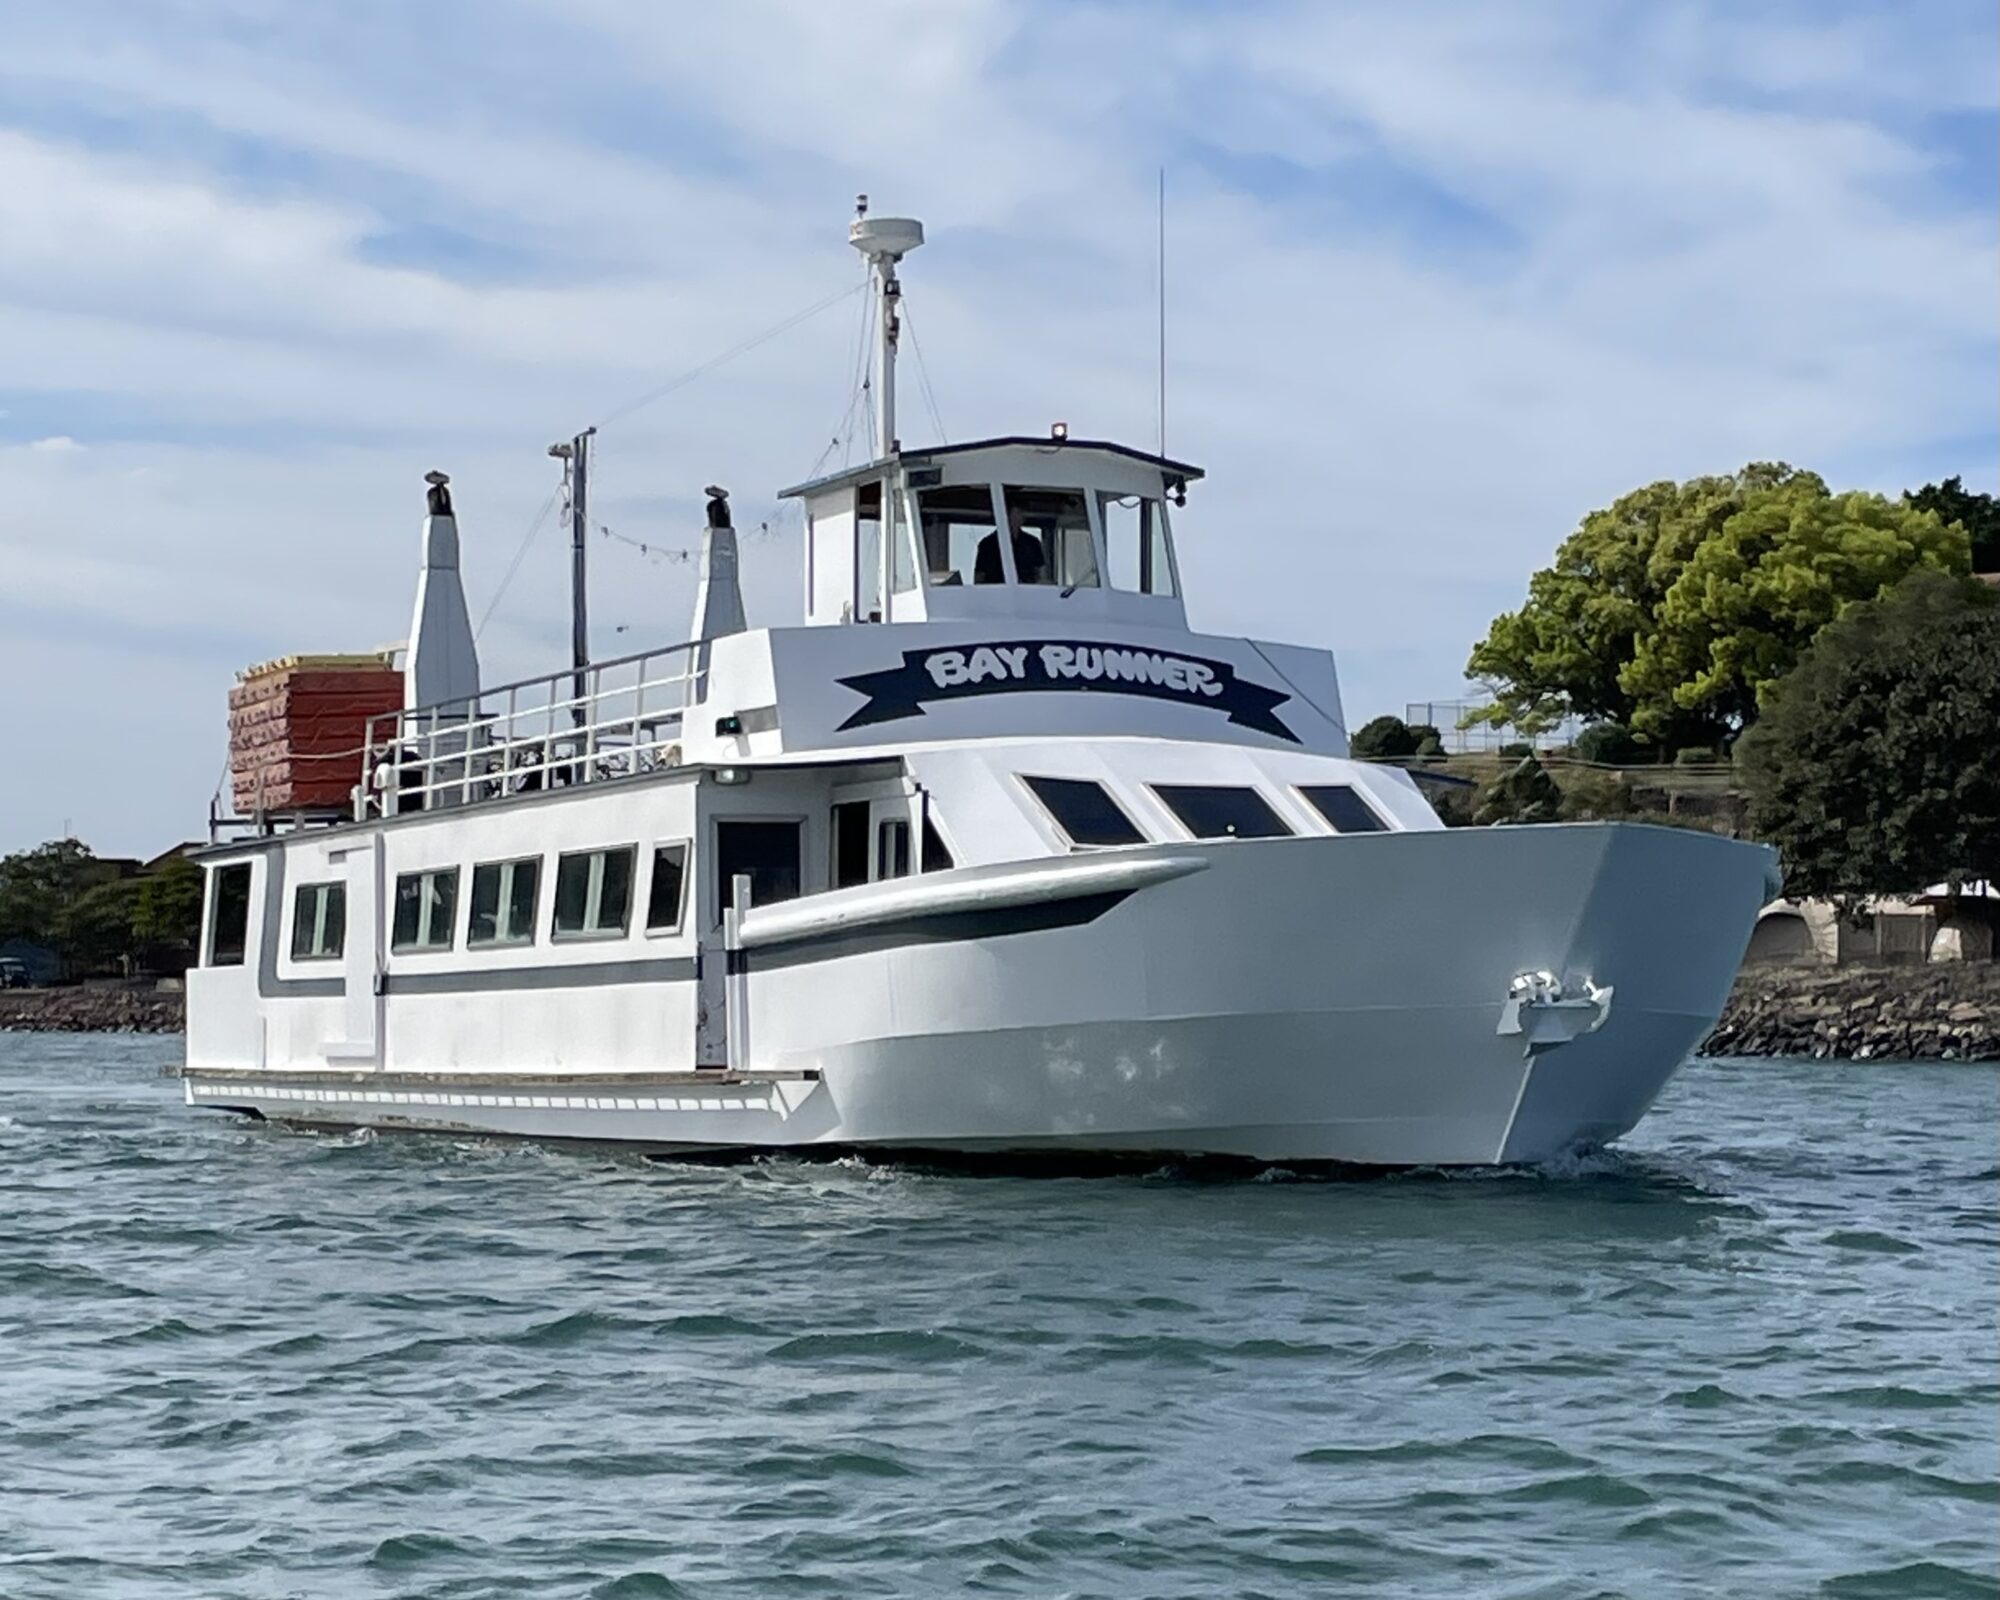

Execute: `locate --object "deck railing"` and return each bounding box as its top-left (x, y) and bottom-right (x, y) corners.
top-left (363, 640), bottom-right (705, 816)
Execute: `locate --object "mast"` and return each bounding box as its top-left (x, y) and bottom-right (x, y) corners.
top-left (848, 196), bottom-right (924, 459)
top-left (548, 426), bottom-right (596, 725)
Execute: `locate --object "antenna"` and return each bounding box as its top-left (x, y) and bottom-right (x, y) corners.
top-left (849, 197), bottom-right (925, 458)
top-left (1157, 167), bottom-right (1167, 459)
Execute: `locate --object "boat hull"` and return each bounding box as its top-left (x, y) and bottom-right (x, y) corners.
top-left (185, 822), bottom-right (1775, 1167)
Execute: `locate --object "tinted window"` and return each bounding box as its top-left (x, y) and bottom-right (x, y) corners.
top-left (1153, 784), bottom-right (1292, 840)
top-left (553, 847), bottom-right (635, 938)
top-left (646, 844), bottom-right (689, 933)
top-left (1022, 776), bottom-right (1145, 847)
top-left (469, 858), bottom-right (539, 946)
top-left (1300, 784), bottom-right (1390, 833)
top-left (207, 863), bottom-right (252, 967)
top-left (392, 868), bottom-right (459, 951)
top-left (291, 881), bottom-right (346, 960)
top-left (717, 820), bottom-right (803, 913)
top-left (832, 802), bottom-right (870, 889)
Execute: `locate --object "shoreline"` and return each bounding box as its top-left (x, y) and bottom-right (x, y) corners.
top-left (4, 967), bottom-right (1996, 1060)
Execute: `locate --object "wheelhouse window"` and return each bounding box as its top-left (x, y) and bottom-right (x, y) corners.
top-left (392, 867), bottom-right (459, 952)
top-left (291, 881), bottom-right (346, 960)
top-left (646, 843), bottom-right (689, 934)
top-left (468, 857), bottom-right (540, 947)
top-left (1099, 494), bottom-right (1178, 597)
top-left (716, 820), bottom-right (803, 913)
top-left (1001, 486), bottom-right (1099, 588)
top-left (1300, 784), bottom-right (1390, 834)
top-left (877, 818), bottom-right (911, 880)
top-left (918, 484), bottom-right (1000, 587)
top-left (205, 863), bottom-right (252, 967)
top-left (1022, 775), bottom-right (1146, 847)
top-left (1152, 785), bottom-right (1292, 840)
top-left (553, 846), bottom-right (635, 939)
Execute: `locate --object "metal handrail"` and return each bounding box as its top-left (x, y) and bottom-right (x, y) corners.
top-left (363, 640), bottom-right (706, 816)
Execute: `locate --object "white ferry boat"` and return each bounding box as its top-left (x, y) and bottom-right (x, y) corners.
top-left (181, 210), bottom-right (1779, 1166)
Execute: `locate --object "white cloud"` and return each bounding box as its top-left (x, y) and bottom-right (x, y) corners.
top-left (27, 435), bottom-right (82, 452)
top-left (0, 0), bottom-right (1992, 854)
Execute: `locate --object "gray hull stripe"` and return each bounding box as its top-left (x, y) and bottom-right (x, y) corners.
top-left (384, 958), bottom-right (696, 995)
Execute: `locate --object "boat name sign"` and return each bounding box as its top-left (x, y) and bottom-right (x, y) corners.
top-left (837, 640), bottom-right (1297, 741)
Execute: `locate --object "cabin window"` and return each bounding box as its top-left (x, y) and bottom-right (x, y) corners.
top-left (205, 863), bottom-right (253, 967)
top-left (918, 483), bottom-right (1003, 587)
top-left (856, 480), bottom-right (884, 622)
top-left (1152, 785), bottom-right (1292, 840)
top-left (553, 846), bottom-right (636, 939)
top-left (877, 818), bottom-right (911, 880)
top-left (392, 868), bottom-right (459, 952)
top-left (468, 857), bottom-right (540, 947)
top-left (1299, 784), bottom-right (1390, 834)
top-left (646, 843), bottom-right (689, 934)
top-left (1001, 487), bottom-right (1099, 587)
top-left (832, 801), bottom-right (871, 889)
top-left (1100, 494), bottom-right (1178, 597)
top-left (716, 820), bottom-right (803, 913)
top-left (888, 485), bottom-right (918, 595)
top-left (291, 881), bottom-right (346, 960)
top-left (922, 815), bottom-right (955, 872)
top-left (1022, 775), bottom-right (1146, 847)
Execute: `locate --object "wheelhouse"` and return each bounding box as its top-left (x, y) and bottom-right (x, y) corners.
top-left (784, 436), bottom-right (1202, 631)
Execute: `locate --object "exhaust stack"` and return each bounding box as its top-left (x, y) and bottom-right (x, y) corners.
top-left (690, 485), bottom-right (746, 643)
top-left (405, 470), bottom-right (481, 714)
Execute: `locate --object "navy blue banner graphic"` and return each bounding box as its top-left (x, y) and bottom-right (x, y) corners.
top-left (835, 640), bottom-right (1298, 742)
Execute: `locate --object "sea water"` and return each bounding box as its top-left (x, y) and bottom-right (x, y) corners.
top-left (1, 1034), bottom-right (1994, 1599)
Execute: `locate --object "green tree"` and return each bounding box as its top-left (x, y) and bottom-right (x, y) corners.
top-left (132, 857), bottom-right (204, 961)
top-left (1350, 715), bottom-right (1421, 760)
top-left (1737, 570), bottom-right (2000, 897)
top-left (1467, 464), bottom-right (1970, 748)
top-left (1906, 475), bottom-right (1999, 574)
top-left (0, 839), bottom-right (100, 952)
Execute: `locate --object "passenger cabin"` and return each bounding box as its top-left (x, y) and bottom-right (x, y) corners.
top-left (787, 436), bottom-right (1198, 631)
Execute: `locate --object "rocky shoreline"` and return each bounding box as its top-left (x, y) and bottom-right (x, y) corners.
top-left (4, 967), bottom-right (1997, 1059)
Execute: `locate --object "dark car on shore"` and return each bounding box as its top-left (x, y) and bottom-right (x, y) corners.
top-left (0, 957), bottom-right (32, 989)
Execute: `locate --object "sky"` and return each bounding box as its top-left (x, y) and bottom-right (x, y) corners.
top-left (2, 0), bottom-right (1995, 857)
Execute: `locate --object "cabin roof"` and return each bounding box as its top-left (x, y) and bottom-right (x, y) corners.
top-left (778, 436), bottom-right (1206, 500)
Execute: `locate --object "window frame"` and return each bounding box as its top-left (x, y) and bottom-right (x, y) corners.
top-left (644, 841), bottom-right (691, 936)
top-left (1148, 783), bottom-right (1294, 841)
top-left (1019, 774), bottom-right (1148, 849)
top-left (391, 866), bottom-right (461, 954)
top-left (1297, 783), bottom-right (1392, 834)
top-left (467, 855), bottom-right (542, 948)
top-left (290, 879), bottom-right (347, 961)
top-left (205, 862), bottom-right (253, 968)
top-left (551, 845), bottom-right (638, 942)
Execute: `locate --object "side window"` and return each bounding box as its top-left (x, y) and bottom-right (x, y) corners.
top-left (553, 847), bottom-right (636, 939)
top-left (832, 802), bottom-right (870, 889)
top-left (291, 881), bottom-right (347, 960)
top-left (468, 857), bottom-right (540, 947)
top-left (646, 843), bottom-right (689, 934)
top-left (1021, 775), bottom-right (1146, 847)
top-left (1299, 784), bottom-right (1390, 834)
top-left (918, 484), bottom-right (1001, 587)
top-left (1100, 495), bottom-right (1178, 597)
top-left (392, 868), bottom-right (460, 952)
top-left (856, 480), bottom-right (883, 622)
top-left (1151, 785), bottom-right (1292, 840)
top-left (921, 815), bottom-right (955, 872)
top-left (1001, 486), bottom-right (1099, 587)
top-left (206, 863), bottom-right (253, 967)
top-left (876, 818), bottom-right (911, 880)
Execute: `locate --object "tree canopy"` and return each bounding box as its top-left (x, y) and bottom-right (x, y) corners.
top-left (1906, 476), bottom-right (1999, 575)
top-left (1466, 464), bottom-right (1970, 750)
top-left (1737, 570), bottom-right (2000, 898)
top-left (0, 840), bottom-right (202, 977)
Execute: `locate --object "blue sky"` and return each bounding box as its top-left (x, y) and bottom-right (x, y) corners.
top-left (2, 0), bottom-right (1995, 854)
